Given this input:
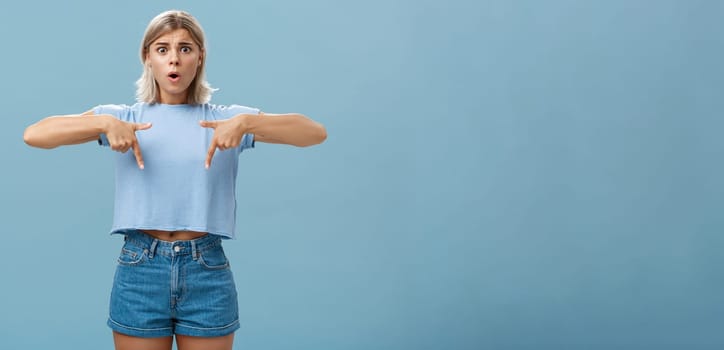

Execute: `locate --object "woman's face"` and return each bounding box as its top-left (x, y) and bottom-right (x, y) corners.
top-left (146, 28), bottom-right (203, 104)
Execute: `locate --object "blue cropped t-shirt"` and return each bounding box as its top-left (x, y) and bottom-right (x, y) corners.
top-left (93, 102), bottom-right (259, 239)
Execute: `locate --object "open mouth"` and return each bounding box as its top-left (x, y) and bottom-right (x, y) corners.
top-left (168, 73), bottom-right (180, 81)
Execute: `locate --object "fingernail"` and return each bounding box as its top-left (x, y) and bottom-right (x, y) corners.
top-left (140, 164), bottom-right (145, 170)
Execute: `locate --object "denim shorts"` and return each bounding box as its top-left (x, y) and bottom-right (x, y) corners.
top-left (108, 230), bottom-right (239, 338)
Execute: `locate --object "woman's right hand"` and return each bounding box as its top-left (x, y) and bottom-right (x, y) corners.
top-left (102, 116), bottom-right (152, 169)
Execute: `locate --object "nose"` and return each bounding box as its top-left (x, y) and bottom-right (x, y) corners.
top-left (169, 50), bottom-right (179, 66)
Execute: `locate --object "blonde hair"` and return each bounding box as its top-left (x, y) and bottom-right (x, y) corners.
top-left (135, 10), bottom-right (215, 104)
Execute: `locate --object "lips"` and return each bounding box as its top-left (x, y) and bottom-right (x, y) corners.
top-left (168, 72), bottom-right (181, 83)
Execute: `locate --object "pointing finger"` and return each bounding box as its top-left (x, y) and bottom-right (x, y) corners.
top-left (205, 141), bottom-right (217, 169)
top-left (132, 140), bottom-right (145, 169)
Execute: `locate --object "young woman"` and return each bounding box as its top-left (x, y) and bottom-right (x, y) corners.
top-left (23, 10), bottom-right (326, 350)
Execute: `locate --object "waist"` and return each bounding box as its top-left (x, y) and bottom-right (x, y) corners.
top-left (123, 229), bottom-right (222, 256)
top-left (140, 229), bottom-right (209, 241)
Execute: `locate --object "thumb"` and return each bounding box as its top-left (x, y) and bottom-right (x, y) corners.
top-left (199, 120), bottom-right (218, 129)
top-left (133, 122), bottom-right (153, 131)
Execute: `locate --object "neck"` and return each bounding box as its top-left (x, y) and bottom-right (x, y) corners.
top-left (159, 91), bottom-right (189, 105)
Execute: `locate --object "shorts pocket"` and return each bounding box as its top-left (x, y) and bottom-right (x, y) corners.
top-left (197, 246), bottom-right (230, 270)
top-left (117, 243), bottom-right (148, 266)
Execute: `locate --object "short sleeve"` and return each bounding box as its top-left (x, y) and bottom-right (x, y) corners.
top-left (240, 132), bottom-right (255, 150)
top-left (93, 104), bottom-right (132, 147)
top-left (212, 104), bottom-right (261, 152)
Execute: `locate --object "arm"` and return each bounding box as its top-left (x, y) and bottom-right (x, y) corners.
top-left (23, 110), bottom-right (152, 169)
top-left (23, 110), bottom-right (109, 149)
top-left (242, 112), bottom-right (327, 147)
top-left (199, 112), bottom-right (327, 168)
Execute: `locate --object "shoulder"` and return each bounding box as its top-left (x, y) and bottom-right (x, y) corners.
top-left (92, 102), bottom-right (144, 120)
top-left (207, 103), bottom-right (261, 119)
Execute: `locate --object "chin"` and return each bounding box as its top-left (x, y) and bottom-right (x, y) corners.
top-left (161, 86), bottom-right (189, 96)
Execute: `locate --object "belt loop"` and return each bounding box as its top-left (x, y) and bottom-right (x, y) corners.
top-left (191, 240), bottom-right (198, 261)
top-left (149, 239), bottom-right (158, 259)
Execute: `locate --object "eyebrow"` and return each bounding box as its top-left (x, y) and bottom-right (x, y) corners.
top-left (153, 41), bottom-right (196, 46)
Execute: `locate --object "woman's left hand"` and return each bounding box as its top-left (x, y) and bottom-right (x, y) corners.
top-left (199, 115), bottom-right (249, 169)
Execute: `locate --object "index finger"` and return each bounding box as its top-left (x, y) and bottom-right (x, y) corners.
top-left (132, 140), bottom-right (145, 169)
top-left (205, 141), bottom-right (217, 169)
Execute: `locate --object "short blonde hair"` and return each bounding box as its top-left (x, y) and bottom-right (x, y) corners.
top-left (136, 10), bottom-right (215, 104)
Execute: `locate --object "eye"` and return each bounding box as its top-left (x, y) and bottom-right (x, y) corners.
top-left (181, 46), bottom-right (192, 53)
top-left (156, 47), bottom-right (167, 54)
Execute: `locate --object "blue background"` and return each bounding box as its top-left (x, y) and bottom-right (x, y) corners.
top-left (1, 0), bottom-right (723, 349)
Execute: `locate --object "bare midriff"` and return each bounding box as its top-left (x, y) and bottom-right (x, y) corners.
top-left (140, 229), bottom-right (208, 241)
